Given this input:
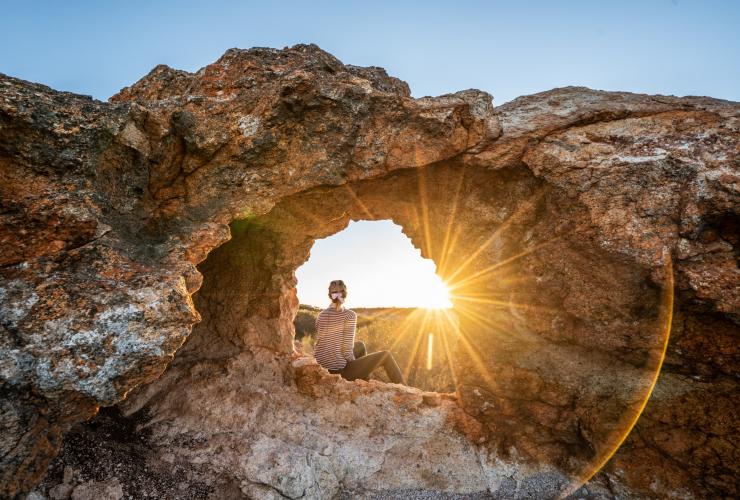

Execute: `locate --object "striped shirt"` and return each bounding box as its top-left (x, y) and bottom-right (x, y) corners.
top-left (313, 306), bottom-right (357, 370)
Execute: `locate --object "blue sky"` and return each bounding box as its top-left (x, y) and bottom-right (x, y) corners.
top-left (2, 0), bottom-right (738, 104)
top-left (2, 1), bottom-right (737, 307)
top-left (296, 220), bottom-right (454, 308)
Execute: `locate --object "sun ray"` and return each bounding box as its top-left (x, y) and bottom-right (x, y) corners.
top-left (402, 308), bottom-right (433, 383)
top-left (448, 281), bottom-right (535, 298)
top-left (426, 331), bottom-right (433, 370)
top-left (449, 302), bottom-right (517, 343)
top-left (342, 183), bottom-right (375, 220)
top-left (450, 274), bottom-right (539, 293)
top-left (280, 200), bottom-right (334, 231)
top-left (450, 295), bottom-right (563, 316)
top-left (438, 226), bottom-right (463, 279)
top-left (446, 235), bottom-right (564, 292)
top-left (437, 165), bottom-right (468, 277)
top-left (416, 166), bottom-right (434, 262)
top-left (438, 311), bottom-right (461, 395)
top-left (406, 201), bottom-right (422, 236)
top-left (445, 188), bottom-right (547, 285)
top-left (437, 308), bottom-right (501, 396)
top-left (385, 307), bottom-right (427, 353)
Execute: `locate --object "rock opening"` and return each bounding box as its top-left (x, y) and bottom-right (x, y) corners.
top-left (108, 160), bottom-right (674, 498)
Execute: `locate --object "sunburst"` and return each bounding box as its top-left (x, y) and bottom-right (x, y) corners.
top-left (301, 164), bottom-right (674, 494)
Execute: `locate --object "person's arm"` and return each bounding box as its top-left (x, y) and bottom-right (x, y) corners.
top-left (341, 311), bottom-right (357, 362)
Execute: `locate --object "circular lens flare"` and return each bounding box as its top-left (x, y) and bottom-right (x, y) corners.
top-left (558, 249), bottom-right (675, 498)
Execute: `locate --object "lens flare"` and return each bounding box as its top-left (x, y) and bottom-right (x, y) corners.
top-left (427, 332), bottom-right (433, 370)
top-left (557, 249), bottom-right (675, 498)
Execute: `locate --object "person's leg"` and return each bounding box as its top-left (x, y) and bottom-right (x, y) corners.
top-left (340, 350), bottom-right (406, 385)
top-left (379, 351), bottom-right (405, 385)
top-left (335, 351), bottom-right (384, 381)
top-left (353, 341), bottom-right (367, 359)
top-left (328, 342), bottom-right (366, 376)
top-left (327, 341), bottom-right (365, 376)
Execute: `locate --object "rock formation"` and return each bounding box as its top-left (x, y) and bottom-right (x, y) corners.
top-left (1, 43), bottom-right (737, 499)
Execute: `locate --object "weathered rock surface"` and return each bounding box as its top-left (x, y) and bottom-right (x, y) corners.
top-left (1, 43), bottom-right (737, 499)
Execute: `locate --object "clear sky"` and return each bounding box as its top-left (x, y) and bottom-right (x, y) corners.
top-left (1, 0), bottom-right (738, 105)
top-left (296, 220), bottom-right (453, 309)
top-left (2, 1), bottom-right (737, 307)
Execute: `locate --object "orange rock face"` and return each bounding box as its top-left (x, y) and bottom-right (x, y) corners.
top-left (1, 44), bottom-right (737, 498)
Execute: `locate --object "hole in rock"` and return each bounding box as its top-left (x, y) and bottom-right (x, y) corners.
top-left (293, 219), bottom-right (459, 392)
top-left (90, 161), bottom-right (674, 497)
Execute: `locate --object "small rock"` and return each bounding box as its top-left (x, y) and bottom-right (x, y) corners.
top-left (422, 393), bottom-right (441, 406)
top-left (71, 478), bottom-right (123, 500)
top-left (49, 483), bottom-right (73, 500)
top-left (63, 466), bottom-right (75, 484)
top-left (237, 115), bottom-right (260, 137)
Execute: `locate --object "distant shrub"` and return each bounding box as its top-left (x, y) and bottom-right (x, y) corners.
top-left (294, 306), bottom-right (319, 340)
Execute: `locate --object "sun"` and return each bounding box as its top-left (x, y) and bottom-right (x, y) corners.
top-left (414, 279), bottom-right (453, 310)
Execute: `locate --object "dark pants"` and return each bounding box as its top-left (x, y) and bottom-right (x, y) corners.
top-left (328, 341), bottom-right (406, 385)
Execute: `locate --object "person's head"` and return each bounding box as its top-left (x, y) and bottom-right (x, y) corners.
top-left (328, 279), bottom-right (347, 305)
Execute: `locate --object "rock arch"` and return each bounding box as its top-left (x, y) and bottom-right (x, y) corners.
top-left (1, 44), bottom-right (737, 498)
